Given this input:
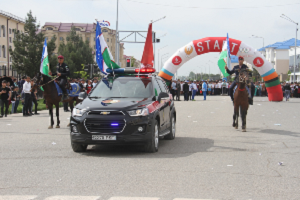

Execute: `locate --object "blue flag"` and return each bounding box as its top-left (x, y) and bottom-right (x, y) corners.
top-left (95, 22), bottom-right (106, 75)
top-left (226, 33), bottom-right (231, 69)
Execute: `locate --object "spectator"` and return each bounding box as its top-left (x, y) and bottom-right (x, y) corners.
top-left (188, 81), bottom-right (192, 100)
top-left (86, 80), bottom-right (93, 94)
top-left (183, 81), bottom-right (189, 101)
top-left (14, 86), bottom-right (21, 113)
top-left (30, 80), bottom-right (39, 115)
top-left (202, 80), bottom-right (207, 100)
top-left (23, 76), bottom-right (32, 117)
top-left (0, 80), bottom-right (11, 117)
top-left (284, 81), bottom-right (291, 101)
top-left (190, 80), bottom-right (198, 101)
top-left (92, 79), bottom-right (98, 87)
top-left (171, 80), bottom-right (177, 100)
top-left (11, 86), bottom-right (20, 114)
top-left (176, 79), bottom-right (181, 101)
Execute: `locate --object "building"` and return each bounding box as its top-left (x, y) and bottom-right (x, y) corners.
top-left (258, 38), bottom-right (300, 82)
top-left (0, 10), bottom-right (25, 77)
top-left (40, 22), bottom-right (125, 67)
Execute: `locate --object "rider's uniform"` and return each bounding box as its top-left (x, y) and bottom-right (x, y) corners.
top-left (226, 64), bottom-right (255, 101)
top-left (52, 62), bottom-right (70, 97)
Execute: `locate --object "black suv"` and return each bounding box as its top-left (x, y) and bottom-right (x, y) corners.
top-left (70, 73), bottom-right (176, 153)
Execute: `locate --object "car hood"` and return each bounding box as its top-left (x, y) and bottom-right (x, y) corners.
top-left (76, 97), bottom-right (153, 111)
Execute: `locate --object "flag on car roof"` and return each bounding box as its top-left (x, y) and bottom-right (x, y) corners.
top-left (95, 22), bottom-right (120, 74)
top-left (40, 39), bottom-right (50, 76)
top-left (141, 23), bottom-right (154, 69)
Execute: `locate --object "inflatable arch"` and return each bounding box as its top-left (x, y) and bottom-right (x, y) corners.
top-left (158, 37), bottom-right (283, 102)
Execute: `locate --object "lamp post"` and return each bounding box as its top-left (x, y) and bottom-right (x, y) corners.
top-left (151, 16), bottom-right (166, 70)
top-left (161, 53), bottom-right (169, 71)
top-left (280, 14), bottom-right (298, 82)
top-left (158, 45), bottom-right (168, 71)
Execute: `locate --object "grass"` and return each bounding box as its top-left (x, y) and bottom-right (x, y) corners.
top-left (8, 99), bottom-right (63, 114)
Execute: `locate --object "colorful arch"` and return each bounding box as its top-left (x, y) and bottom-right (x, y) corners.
top-left (158, 37), bottom-right (283, 102)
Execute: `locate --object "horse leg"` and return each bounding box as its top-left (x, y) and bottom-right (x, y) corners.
top-left (233, 104), bottom-right (239, 129)
top-left (241, 107), bottom-right (246, 132)
top-left (56, 104), bottom-right (60, 128)
top-left (48, 105), bottom-right (54, 129)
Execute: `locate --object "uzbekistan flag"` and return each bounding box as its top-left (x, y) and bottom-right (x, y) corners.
top-left (40, 39), bottom-right (50, 76)
top-left (96, 22), bottom-right (120, 74)
top-left (217, 34), bottom-right (230, 77)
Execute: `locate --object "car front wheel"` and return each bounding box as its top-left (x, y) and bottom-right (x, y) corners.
top-left (165, 114), bottom-right (175, 140)
top-left (71, 142), bottom-right (88, 152)
top-left (145, 120), bottom-right (159, 153)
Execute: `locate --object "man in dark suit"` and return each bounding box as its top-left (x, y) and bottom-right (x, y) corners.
top-left (225, 56), bottom-right (255, 105)
top-left (176, 79), bottom-right (181, 101)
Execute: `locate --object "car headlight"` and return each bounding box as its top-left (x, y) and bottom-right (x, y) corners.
top-left (127, 108), bottom-right (149, 116)
top-left (72, 108), bottom-right (87, 117)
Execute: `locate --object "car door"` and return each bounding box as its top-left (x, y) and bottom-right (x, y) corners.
top-left (156, 78), bottom-right (171, 131)
top-left (152, 78), bottom-right (165, 130)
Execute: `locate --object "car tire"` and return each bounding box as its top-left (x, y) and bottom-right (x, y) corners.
top-left (144, 120), bottom-right (159, 153)
top-left (165, 114), bottom-right (175, 140)
top-left (71, 142), bottom-right (88, 152)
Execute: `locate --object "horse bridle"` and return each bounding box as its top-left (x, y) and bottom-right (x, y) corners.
top-left (33, 75), bottom-right (59, 89)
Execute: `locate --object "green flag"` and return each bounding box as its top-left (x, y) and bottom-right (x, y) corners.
top-left (218, 42), bottom-right (230, 77)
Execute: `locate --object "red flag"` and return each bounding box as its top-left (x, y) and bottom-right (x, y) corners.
top-left (141, 23), bottom-right (154, 68)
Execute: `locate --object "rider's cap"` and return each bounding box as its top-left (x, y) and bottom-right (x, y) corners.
top-left (238, 56), bottom-right (244, 60)
top-left (58, 55), bottom-right (64, 59)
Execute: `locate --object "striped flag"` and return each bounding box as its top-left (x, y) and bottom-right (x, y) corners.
top-left (95, 22), bottom-right (120, 75)
top-left (40, 39), bottom-right (50, 76)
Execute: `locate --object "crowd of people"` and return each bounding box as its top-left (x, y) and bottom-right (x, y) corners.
top-left (1, 73), bottom-right (300, 117)
top-left (168, 78), bottom-right (300, 101)
top-left (0, 75), bottom-right (39, 118)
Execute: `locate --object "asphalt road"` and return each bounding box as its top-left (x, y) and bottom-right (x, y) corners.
top-left (0, 96), bottom-right (300, 200)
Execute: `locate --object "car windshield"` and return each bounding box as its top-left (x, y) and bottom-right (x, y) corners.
top-left (89, 77), bottom-right (153, 98)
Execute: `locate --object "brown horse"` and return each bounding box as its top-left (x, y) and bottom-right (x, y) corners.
top-left (233, 69), bottom-right (250, 132)
top-left (33, 73), bottom-right (82, 129)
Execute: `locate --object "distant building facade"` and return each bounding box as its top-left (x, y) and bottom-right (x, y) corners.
top-left (258, 38), bottom-right (300, 82)
top-left (0, 10), bottom-right (25, 77)
top-left (40, 22), bottom-right (125, 68)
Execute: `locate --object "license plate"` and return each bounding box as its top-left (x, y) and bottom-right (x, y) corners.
top-left (92, 135), bottom-right (116, 140)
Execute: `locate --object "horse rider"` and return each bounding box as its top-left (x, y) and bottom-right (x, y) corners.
top-left (49, 55), bottom-right (70, 100)
top-left (225, 56), bottom-right (255, 105)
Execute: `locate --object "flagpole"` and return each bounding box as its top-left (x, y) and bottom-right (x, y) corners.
top-left (115, 0), bottom-right (119, 65)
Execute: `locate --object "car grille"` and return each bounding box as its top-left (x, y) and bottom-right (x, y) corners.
top-left (84, 119), bottom-right (126, 133)
top-left (88, 111), bottom-right (124, 116)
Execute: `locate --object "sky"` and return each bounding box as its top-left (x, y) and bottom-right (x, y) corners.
top-left (1, 0), bottom-right (300, 76)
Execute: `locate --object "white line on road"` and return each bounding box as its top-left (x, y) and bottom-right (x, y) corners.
top-left (108, 197), bottom-right (160, 200)
top-left (44, 196), bottom-right (100, 200)
top-left (0, 196), bottom-right (37, 200)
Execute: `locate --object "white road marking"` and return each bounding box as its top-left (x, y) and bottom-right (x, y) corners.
top-left (174, 199), bottom-right (217, 200)
top-left (108, 197), bottom-right (159, 200)
top-left (44, 196), bottom-right (100, 200)
top-left (0, 196), bottom-right (37, 200)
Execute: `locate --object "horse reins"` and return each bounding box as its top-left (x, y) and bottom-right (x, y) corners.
top-left (36, 76), bottom-right (60, 88)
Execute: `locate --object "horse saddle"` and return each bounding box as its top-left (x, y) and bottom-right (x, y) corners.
top-left (54, 82), bottom-right (80, 97)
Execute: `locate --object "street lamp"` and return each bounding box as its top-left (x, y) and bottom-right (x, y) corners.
top-left (158, 45), bottom-right (168, 71)
top-left (151, 16), bottom-right (166, 70)
top-left (161, 53), bottom-right (169, 70)
top-left (280, 14), bottom-right (298, 82)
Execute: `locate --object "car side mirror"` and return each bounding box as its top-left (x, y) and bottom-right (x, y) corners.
top-left (78, 92), bottom-right (87, 100)
top-left (157, 92), bottom-right (169, 102)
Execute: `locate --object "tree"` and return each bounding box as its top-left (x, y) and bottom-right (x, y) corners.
top-left (9, 10), bottom-right (56, 77)
top-left (56, 27), bottom-right (94, 77)
top-left (131, 57), bottom-right (136, 67)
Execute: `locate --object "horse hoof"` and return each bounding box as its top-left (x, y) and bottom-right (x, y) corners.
top-left (232, 124), bottom-right (235, 127)
top-left (235, 127), bottom-right (238, 129)
top-left (242, 129), bottom-right (246, 132)
top-left (56, 126), bottom-right (60, 128)
top-left (67, 123), bottom-right (70, 127)
top-left (48, 126), bottom-right (53, 129)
